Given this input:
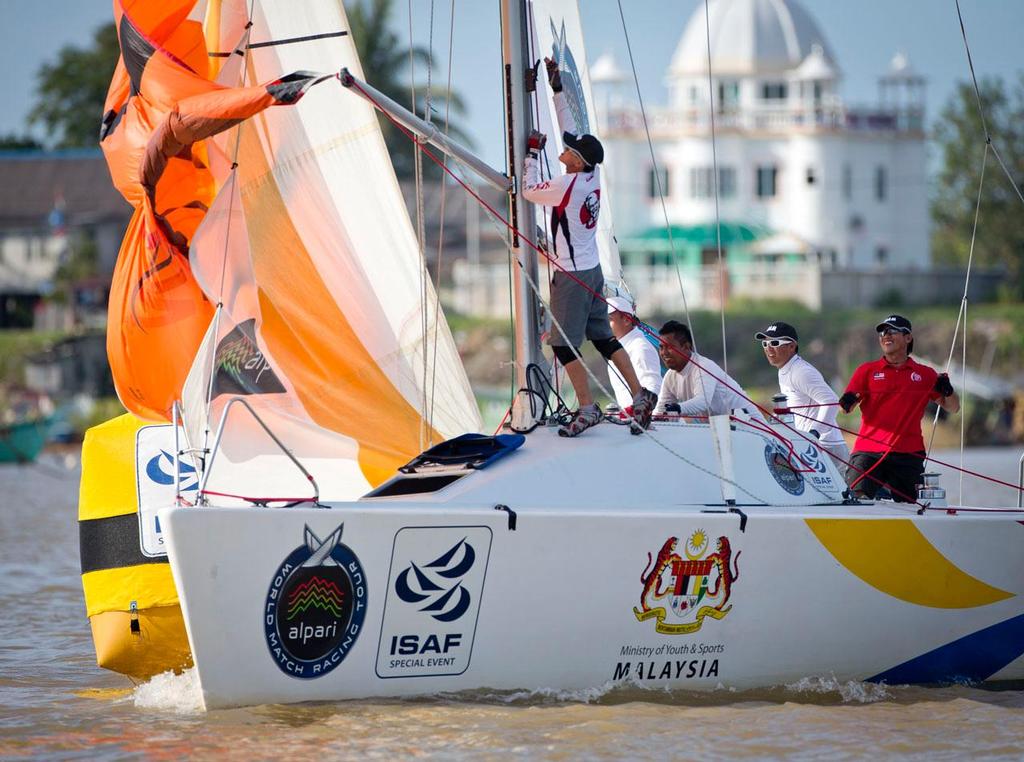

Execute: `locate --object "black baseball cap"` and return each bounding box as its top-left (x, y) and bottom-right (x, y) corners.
top-left (754, 321), bottom-right (798, 342)
top-left (563, 132), bottom-right (604, 167)
top-left (875, 314), bottom-right (912, 333)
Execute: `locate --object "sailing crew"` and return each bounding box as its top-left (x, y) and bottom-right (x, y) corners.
top-left (654, 320), bottom-right (752, 417)
top-left (606, 295), bottom-right (662, 412)
top-left (523, 57), bottom-right (657, 438)
top-left (839, 314), bottom-right (960, 502)
top-left (755, 321), bottom-right (850, 473)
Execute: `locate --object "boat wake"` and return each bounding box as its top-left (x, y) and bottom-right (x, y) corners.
top-left (132, 668), bottom-right (204, 714)
top-left (784, 675), bottom-right (894, 703)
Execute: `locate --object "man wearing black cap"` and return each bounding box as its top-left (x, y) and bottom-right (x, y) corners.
top-left (522, 57), bottom-right (657, 437)
top-left (839, 314), bottom-right (960, 502)
top-left (755, 321), bottom-right (849, 471)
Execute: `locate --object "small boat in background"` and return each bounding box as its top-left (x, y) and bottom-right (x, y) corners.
top-left (0, 388), bottom-right (54, 463)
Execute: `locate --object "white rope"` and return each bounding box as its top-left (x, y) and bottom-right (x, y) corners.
top-left (703, 0), bottom-right (728, 373)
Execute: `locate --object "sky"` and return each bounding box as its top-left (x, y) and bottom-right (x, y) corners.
top-left (2, 0), bottom-right (1022, 169)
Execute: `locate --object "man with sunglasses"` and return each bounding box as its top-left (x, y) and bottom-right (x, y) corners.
top-left (522, 57), bottom-right (657, 437)
top-left (839, 314), bottom-right (960, 502)
top-left (755, 321), bottom-right (850, 472)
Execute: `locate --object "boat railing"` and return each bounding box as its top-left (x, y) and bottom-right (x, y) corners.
top-left (198, 397), bottom-right (320, 507)
top-left (1018, 450), bottom-right (1024, 508)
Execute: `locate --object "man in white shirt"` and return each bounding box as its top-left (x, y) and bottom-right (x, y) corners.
top-left (522, 57), bottom-right (657, 437)
top-left (605, 296), bottom-right (662, 411)
top-left (755, 321), bottom-right (851, 472)
top-left (654, 321), bottom-right (752, 417)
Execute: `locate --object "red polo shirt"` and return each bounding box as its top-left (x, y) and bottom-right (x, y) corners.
top-left (844, 356), bottom-right (941, 453)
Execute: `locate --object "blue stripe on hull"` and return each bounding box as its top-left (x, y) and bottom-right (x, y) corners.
top-left (869, 612), bottom-right (1024, 685)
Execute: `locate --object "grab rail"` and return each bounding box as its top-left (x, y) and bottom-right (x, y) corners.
top-left (1018, 451), bottom-right (1024, 508)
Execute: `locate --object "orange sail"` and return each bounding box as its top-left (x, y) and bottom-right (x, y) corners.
top-left (100, 0), bottom-right (324, 420)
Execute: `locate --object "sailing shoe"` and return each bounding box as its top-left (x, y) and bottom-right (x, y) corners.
top-left (629, 388), bottom-right (658, 435)
top-left (558, 405), bottom-right (602, 438)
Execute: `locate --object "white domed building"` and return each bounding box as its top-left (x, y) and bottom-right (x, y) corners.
top-left (595, 0), bottom-right (929, 309)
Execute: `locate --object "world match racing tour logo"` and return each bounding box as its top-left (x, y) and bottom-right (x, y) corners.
top-left (264, 524), bottom-right (367, 679)
top-left (634, 530), bottom-right (739, 635)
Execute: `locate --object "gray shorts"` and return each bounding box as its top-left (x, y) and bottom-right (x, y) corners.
top-left (548, 266), bottom-right (613, 348)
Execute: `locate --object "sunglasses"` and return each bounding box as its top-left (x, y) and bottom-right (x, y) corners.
top-left (761, 339), bottom-right (794, 348)
top-left (878, 328), bottom-right (909, 337)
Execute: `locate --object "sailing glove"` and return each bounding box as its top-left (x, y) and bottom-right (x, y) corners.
top-left (527, 130), bottom-right (547, 153)
top-left (934, 372), bottom-right (954, 397)
top-left (809, 428), bottom-right (821, 439)
top-left (838, 392), bottom-right (859, 413)
top-left (544, 57), bottom-right (563, 92)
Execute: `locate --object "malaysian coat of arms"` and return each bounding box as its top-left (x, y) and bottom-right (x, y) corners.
top-left (634, 530), bottom-right (740, 634)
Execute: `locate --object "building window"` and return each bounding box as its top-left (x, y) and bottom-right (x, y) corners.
top-left (806, 167), bottom-right (817, 186)
top-left (690, 167), bottom-right (736, 199)
top-left (756, 166), bottom-right (777, 198)
top-left (761, 82), bottom-right (788, 100)
top-left (647, 166), bottom-right (669, 199)
top-left (689, 86), bottom-right (699, 104)
top-left (718, 80), bottom-right (739, 110)
top-left (842, 164), bottom-right (852, 200)
top-left (875, 246), bottom-right (889, 264)
top-left (875, 166), bottom-right (888, 201)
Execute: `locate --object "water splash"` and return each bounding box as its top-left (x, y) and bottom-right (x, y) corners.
top-left (133, 668), bottom-right (204, 714)
top-left (785, 674), bottom-right (894, 703)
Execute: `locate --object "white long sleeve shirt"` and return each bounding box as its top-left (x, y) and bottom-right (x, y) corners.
top-left (654, 352), bottom-right (751, 417)
top-left (777, 354), bottom-right (844, 445)
top-left (608, 326), bottom-right (662, 408)
top-left (522, 91), bottom-right (601, 272)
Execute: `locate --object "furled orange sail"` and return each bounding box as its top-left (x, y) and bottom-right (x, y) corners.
top-left (100, 0), bottom-right (324, 420)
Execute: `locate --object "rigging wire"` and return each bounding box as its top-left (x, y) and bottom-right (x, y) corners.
top-left (614, 0), bottom-right (715, 424)
top-left (409, 0), bottom-right (429, 451)
top-left (426, 0), bottom-right (457, 439)
top-left (703, 0), bottom-right (729, 373)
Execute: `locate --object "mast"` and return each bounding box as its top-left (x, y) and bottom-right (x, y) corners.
top-left (500, 0), bottom-right (546, 430)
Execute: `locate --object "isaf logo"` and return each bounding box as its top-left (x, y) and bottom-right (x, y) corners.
top-left (145, 449), bottom-right (198, 492)
top-left (377, 527), bottom-right (492, 679)
top-left (394, 537), bottom-right (475, 622)
top-left (264, 523), bottom-right (367, 679)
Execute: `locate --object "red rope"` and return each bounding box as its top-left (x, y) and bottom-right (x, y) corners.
top-left (200, 489), bottom-right (317, 504)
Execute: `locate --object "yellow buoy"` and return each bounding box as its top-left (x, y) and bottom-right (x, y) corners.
top-left (78, 413), bottom-right (192, 679)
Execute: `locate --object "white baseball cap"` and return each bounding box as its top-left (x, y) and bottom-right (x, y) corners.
top-left (606, 296), bottom-right (635, 315)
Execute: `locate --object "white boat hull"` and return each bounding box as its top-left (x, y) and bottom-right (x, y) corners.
top-left (163, 495), bottom-right (1024, 709)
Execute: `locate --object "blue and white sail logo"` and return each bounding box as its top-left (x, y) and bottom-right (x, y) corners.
top-left (376, 526), bottom-right (492, 679)
top-left (136, 424), bottom-right (195, 558)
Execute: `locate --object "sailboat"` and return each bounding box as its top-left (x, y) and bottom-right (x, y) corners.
top-left (78, 0), bottom-right (1024, 709)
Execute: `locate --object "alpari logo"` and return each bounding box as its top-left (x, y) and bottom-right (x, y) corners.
top-left (764, 440), bottom-right (805, 496)
top-left (395, 537), bottom-right (475, 622)
top-left (264, 523), bottom-right (367, 679)
top-left (145, 450), bottom-right (198, 492)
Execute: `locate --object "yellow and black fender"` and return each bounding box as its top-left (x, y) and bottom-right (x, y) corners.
top-left (78, 413), bottom-right (192, 679)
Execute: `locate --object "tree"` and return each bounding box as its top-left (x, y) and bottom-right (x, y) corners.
top-left (931, 76), bottom-right (1024, 299)
top-left (28, 23), bottom-right (119, 148)
top-left (0, 135), bottom-right (43, 151)
top-left (347, 0), bottom-right (471, 178)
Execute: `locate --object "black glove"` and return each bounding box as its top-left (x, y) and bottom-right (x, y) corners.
top-left (544, 57), bottom-right (563, 92)
top-left (664, 402), bottom-right (681, 414)
top-left (526, 130), bottom-right (547, 153)
top-left (809, 428), bottom-right (821, 440)
top-left (934, 372), bottom-right (954, 397)
top-left (838, 392), bottom-right (859, 414)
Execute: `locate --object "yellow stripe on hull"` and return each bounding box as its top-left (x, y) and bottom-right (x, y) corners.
top-left (806, 518), bottom-right (1013, 608)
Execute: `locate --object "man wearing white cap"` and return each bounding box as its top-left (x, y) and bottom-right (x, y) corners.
top-left (606, 296), bottom-right (662, 412)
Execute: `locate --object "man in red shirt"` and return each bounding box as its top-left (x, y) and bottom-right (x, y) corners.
top-left (840, 314), bottom-right (959, 502)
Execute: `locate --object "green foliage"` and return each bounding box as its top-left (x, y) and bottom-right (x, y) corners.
top-left (347, 0), bottom-right (471, 178)
top-left (28, 23), bottom-right (119, 148)
top-left (931, 76), bottom-right (1024, 298)
top-left (0, 331), bottom-right (70, 386)
top-left (0, 134), bottom-right (43, 150)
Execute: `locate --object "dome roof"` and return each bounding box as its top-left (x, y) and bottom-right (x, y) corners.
top-left (590, 52), bottom-right (627, 84)
top-left (669, 0), bottom-right (836, 77)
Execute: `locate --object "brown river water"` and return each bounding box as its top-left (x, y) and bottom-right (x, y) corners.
top-left (2, 447), bottom-right (1024, 760)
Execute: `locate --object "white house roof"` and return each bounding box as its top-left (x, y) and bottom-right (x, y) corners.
top-left (791, 43), bottom-right (838, 81)
top-left (669, 0), bottom-right (836, 77)
top-left (590, 52), bottom-right (627, 84)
